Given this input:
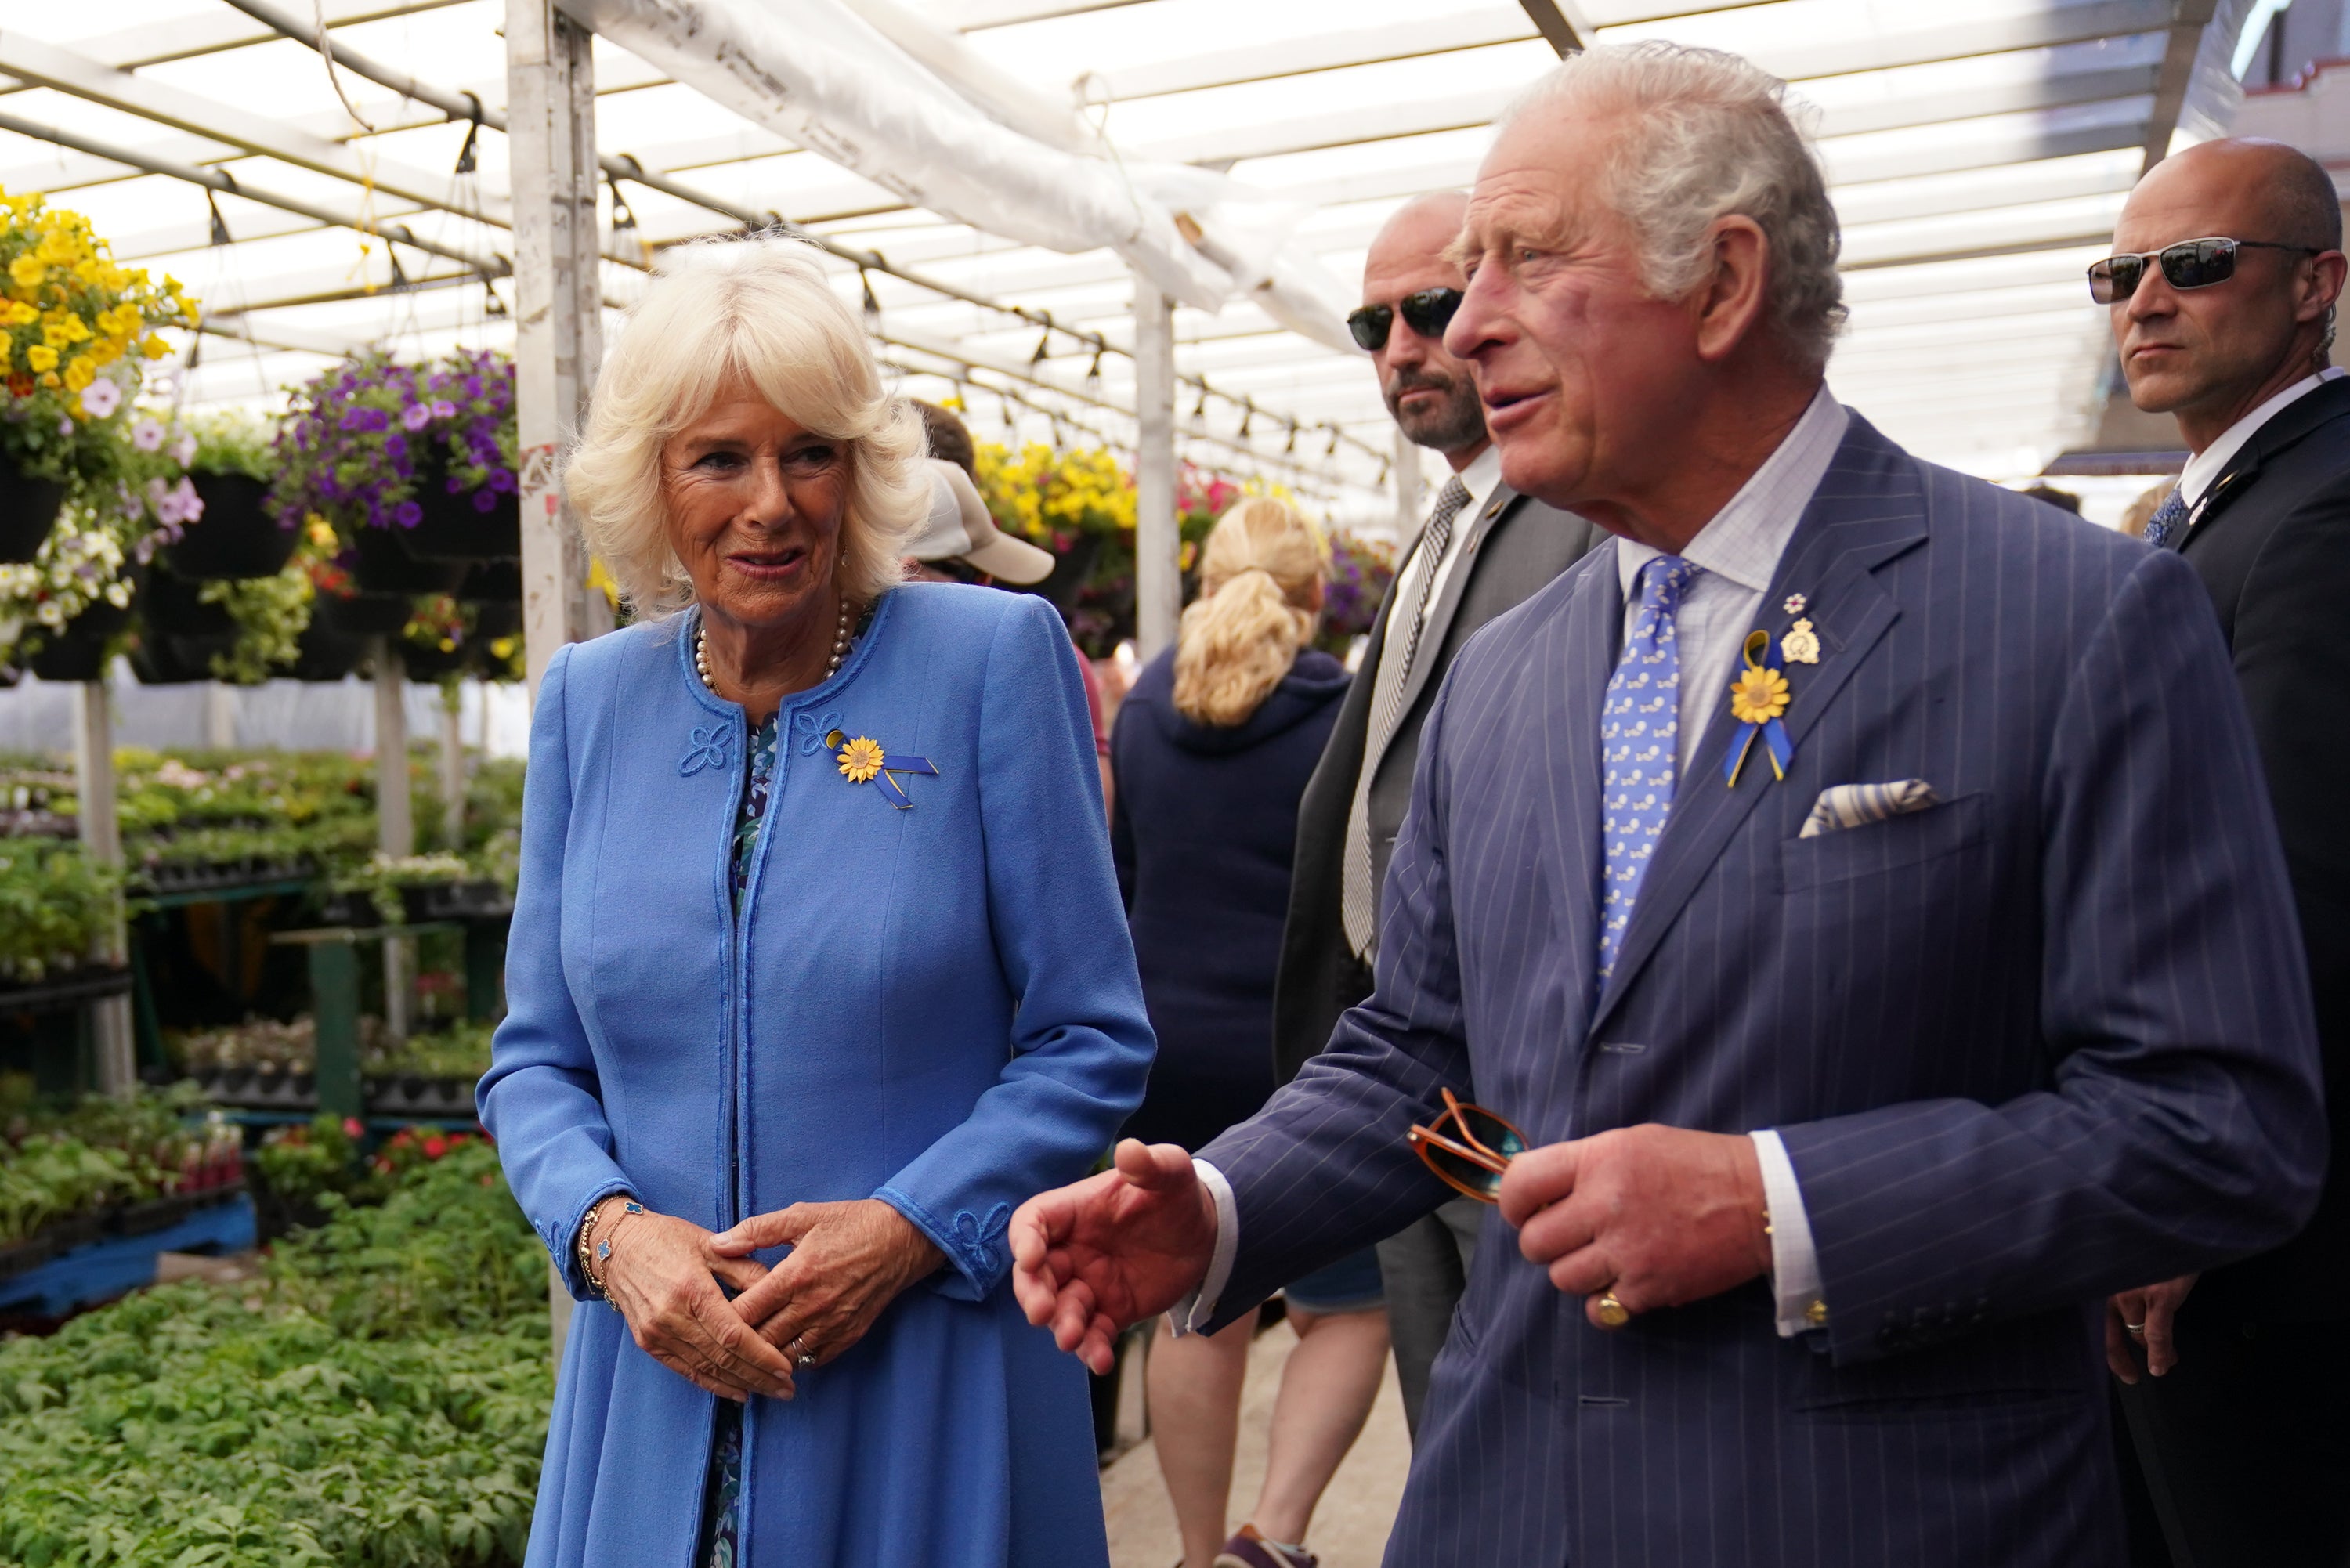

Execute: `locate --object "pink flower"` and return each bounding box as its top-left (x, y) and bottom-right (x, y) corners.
top-left (131, 417), bottom-right (165, 452)
top-left (401, 403), bottom-right (432, 431)
top-left (78, 379), bottom-right (121, 418)
top-left (169, 432), bottom-right (197, 468)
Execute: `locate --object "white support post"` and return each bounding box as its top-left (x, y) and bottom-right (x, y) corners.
top-left (1131, 272), bottom-right (1179, 662)
top-left (509, 0), bottom-right (607, 704)
top-left (373, 639), bottom-right (413, 1042)
top-left (1393, 429), bottom-right (1423, 540)
top-left (438, 685), bottom-right (465, 851)
top-left (204, 681), bottom-right (237, 749)
top-left (510, 0), bottom-right (605, 1371)
top-left (71, 679), bottom-right (133, 1096)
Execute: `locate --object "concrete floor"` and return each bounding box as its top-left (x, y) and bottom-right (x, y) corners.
top-left (1101, 1321), bottom-right (1411, 1568)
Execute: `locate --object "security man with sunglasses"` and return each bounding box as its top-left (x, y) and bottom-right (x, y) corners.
top-left (1271, 190), bottom-right (1600, 1439)
top-left (2101, 136), bottom-right (2350, 1568)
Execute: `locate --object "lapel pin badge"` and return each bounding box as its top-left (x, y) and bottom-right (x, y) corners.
top-left (1724, 630), bottom-right (1796, 788)
top-left (1782, 593), bottom-right (1807, 616)
top-left (1780, 618), bottom-right (1820, 665)
top-left (826, 728), bottom-right (938, 810)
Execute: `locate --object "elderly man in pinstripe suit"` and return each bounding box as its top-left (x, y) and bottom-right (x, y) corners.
top-left (1014, 43), bottom-right (2324, 1568)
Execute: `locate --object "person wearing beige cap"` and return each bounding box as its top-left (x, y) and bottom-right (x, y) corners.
top-left (909, 399), bottom-right (1115, 814)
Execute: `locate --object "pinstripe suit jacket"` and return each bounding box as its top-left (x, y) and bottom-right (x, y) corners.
top-left (1195, 415), bottom-right (2325, 1567)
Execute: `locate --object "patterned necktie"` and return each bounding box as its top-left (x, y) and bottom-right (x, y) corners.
top-left (1596, 555), bottom-right (1698, 984)
top-left (1341, 473), bottom-right (1474, 956)
top-left (2142, 486), bottom-right (2189, 550)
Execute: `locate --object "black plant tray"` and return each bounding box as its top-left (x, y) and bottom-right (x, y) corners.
top-left (400, 880), bottom-right (511, 923)
top-left (0, 965), bottom-right (133, 1015)
top-left (110, 1182), bottom-right (247, 1237)
top-left (195, 1066), bottom-right (316, 1111)
top-left (132, 857), bottom-right (319, 899)
top-left (0, 1234), bottom-right (55, 1282)
top-left (364, 1074), bottom-right (481, 1118)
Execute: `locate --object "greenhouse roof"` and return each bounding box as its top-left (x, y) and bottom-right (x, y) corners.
top-left (0, 0), bottom-right (2260, 522)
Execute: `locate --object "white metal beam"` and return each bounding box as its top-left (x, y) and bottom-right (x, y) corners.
top-left (1086, 9), bottom-right (1534, 101)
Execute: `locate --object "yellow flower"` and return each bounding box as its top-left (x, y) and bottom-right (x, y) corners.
top-left (61, 355), bottom-right (93, 392)
top-left (7, 255), bottom-right (41, 289)
top-left (5, 302), bottom-right (36, 327)
top-left (25, 344), bottom-right (56, 373)
top-left (837, 736), bottom-right (886, 784)
top-left (1729, 667), bottom-right (1791, 727)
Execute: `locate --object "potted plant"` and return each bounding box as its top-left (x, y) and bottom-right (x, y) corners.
top-left (163, 411), bottom-right (295, 580)
top-left (0, 192), bottom-right (193, 563)
top-left (0, 506), bottom-right (136, 678)
top-left (268, 349), bottom-right (519, 588)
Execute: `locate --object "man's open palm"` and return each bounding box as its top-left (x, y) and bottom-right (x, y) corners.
top-left (1010, 1140), bottom-right (1218, 1373)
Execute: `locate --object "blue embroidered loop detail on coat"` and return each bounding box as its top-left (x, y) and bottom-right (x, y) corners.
top-left (952, 1202), bottom-right (1013, 1277)
top-left (678, 724), bottom-right (736, 777)
top-left (792, 710), bottom-right (845, 756)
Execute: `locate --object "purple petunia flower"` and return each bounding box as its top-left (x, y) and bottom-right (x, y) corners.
top-left (431, 400), bottom-right (456, 420)
top-left (472, 490), bottom-right (496, 513)
top-left (488, 468), bottom-right (515, 493)
top-left (394, 500), bottom-right (422, 527)
top-left (385, 434), bottom-right (407, 461)
top-left (402, 403), bottom-right (432, 431)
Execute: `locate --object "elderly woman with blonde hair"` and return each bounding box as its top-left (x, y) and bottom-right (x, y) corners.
top-left (1109, 498), bottom-right (1383, 1568)
top-left (479, 234), bottom-right (1153, 1568)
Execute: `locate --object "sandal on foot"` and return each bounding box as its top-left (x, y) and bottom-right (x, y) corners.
top-left (1213, 1525), bottom-right (1318, 1568)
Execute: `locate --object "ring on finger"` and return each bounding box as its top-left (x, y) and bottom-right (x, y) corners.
top-left (789, 1335), bottom-right (816, 1370)
top-left (2124, 1322), bottom-right (2146, 1336)
top-left (1593, 1290), bottom-right (1632, 1329)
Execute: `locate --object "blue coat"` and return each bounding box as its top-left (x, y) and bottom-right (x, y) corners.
top-left (1110, 646), bottom-right (1349, 1151)
top-left (480, 583), bottom-right (1155, 1568)
top-left (1198, 415), bottom-right (2326, 1567)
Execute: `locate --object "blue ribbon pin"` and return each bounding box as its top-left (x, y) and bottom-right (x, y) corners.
top-left (1722, 630), bottom-right (1796, 789)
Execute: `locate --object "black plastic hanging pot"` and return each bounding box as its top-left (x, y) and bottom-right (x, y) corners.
top-left (348, 525), bottom-right (465, 594)
top-left (165, 474), bottom-right (298, 580)
top-left (0, 456), bottom-right (66, 565)
top-left (141, 566), bottom-right (236, 637)
top-left (27, 625), bottom-right (109, 681)
top-left (399, 636), bottom-right (474, 678)
top-left (127, 634), bottom-right (208, 685)
top-left (289, 622), bottom-right (363, 681)
top-left (457, 558), bottom-right (522, 603)
top-left (316, 591), bottom-right (416, 638)
top-left (471, 600), bottom-right (521, 640)
top-left (403, 453), bottom-right (521, 561)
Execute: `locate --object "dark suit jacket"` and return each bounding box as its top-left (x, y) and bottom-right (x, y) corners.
top-left (1198, 414), bottom-right (2325, 1567)
top-left (2176, 374), bottom-right (2350, 1325)
top-left (1271, 481), bottom-right (1600, 1084)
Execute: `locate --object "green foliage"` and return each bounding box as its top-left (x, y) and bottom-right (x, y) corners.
top-left (182, 409), bottom-right (273, 482)
top-left (0, 1140), bottom-right (551, 1567)
top-left (0, 1085), bottom-right (235, 1245)
top-left (197, 565), bottom-right (313, 685)
top-left (0, 840), bottom-right (116, 982)
top-left (247, 1113), bottom-right (367, 1213)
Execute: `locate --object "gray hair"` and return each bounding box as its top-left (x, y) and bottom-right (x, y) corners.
top-left (1501, 42), bottom-right (1846, 369)
top-left (566, 235), bottom-right (926, 618)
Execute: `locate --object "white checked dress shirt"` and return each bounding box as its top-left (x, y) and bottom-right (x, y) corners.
top-left (1186, 388), bottom-right (1850, 1339)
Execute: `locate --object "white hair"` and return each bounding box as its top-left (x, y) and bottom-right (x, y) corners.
top-left (1502, 42), bottom-right (1846, 369)
top-left (565, 234), bottom-right (926, 617)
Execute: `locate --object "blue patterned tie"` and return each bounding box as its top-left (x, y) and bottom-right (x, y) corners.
top-left (2143, 486), bottom-right (2189, 550)
top-left (1597, 555), bottom-right (1697, 984)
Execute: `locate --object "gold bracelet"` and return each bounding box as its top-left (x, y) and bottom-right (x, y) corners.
top-left (578, 1195), bottom-right (641, 1299)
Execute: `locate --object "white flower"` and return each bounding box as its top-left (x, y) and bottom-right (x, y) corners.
top-left (104, 582), bottom-right (128, 608)
top-left (34, 600), bottom-right (62, 627)
top-left (131, 416), bottom-right (165, 452)
top-left (77, 379), bottom-right (121, 418)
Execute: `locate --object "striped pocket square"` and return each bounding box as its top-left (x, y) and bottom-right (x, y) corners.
top-left (1799, 779), bottom-right (1940, 839)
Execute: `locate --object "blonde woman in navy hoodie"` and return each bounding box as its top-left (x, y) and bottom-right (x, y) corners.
top-left (1110, 497), bottom-right (1384, 1568)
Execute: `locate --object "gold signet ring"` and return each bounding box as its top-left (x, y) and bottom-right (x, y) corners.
top-left (1593, 1291), bottom-right (1632, 1328)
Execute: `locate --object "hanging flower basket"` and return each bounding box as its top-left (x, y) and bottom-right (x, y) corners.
top-left (288, 622), bottom-right (362, 682)
top-left (316, 591), bottom-right (416, 638)
top-left (457, 558), bottom-right (520, 603)
top-left (0, 466), bottom-right (65, 564)
top-left (0, 188), bottom-right (197, 563)
top-left (267, 347), bottom-right (519, 564)
top-left (141, 565), bottom-right (234, 637)
top-left (168, 474), bottom-right (293, 580)
top-left (126, 633), bottom-right (207, 685)
top-left (26, 623), bottom-right (106, 681)
top-left (347, 525), bottom-right (464, 596)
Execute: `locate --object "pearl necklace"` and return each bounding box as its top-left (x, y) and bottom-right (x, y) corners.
top-left (696, 598), bottom-right (854, 695)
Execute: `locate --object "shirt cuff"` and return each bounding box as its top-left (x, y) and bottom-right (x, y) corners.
top-left (1751, 1129), bottom-right (1827, 1338)
top-left (1170, 1158), bottom-right (1239, 1337)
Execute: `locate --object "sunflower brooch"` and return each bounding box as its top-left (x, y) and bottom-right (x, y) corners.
top-left (1723, 630), bottom-right (1798, 787)
top-left (825, 728), bottom-right (939, 810)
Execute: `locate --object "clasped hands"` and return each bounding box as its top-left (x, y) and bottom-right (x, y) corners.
top-left (593, 1195), bottom-right (943, 1403)
top-left (1010, 1125), bottom-right (1774, 1372)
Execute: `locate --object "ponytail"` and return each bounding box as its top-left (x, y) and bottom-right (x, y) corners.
top-left (1172, 497), bottom-right (1325, 727)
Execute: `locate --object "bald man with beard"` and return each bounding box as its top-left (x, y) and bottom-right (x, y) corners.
top-left (1270, 192), bottom-right (1601, 1436)
top-left (2100, 137), bottom-right (2350, 1568)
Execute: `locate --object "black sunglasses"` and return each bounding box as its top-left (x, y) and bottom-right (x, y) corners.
top-left (1347, 287), bottom-right (1464, 352)
top-left (2088, 237), bottom-right (2325, 304)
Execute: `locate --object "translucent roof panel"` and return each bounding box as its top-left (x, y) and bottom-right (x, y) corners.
top-left (0, 0), bottom-right (2261, 523)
